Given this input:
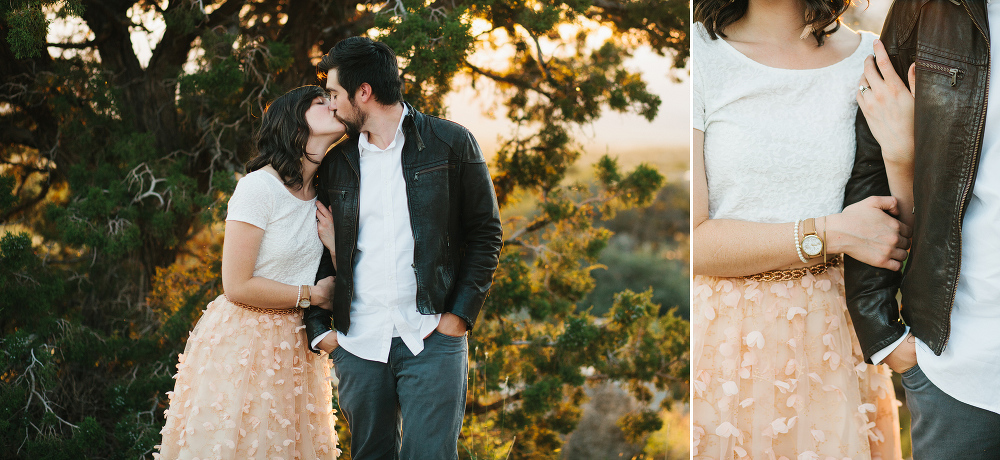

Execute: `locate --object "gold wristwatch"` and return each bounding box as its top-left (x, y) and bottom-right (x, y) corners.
top-left (298, 285), bottom-right (311, 308)
top-left (801, 218), bottom-right (824, 259)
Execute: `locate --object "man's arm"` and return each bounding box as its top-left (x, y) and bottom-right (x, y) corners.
top-left (844, 31), bottom-right (913, 364)
top-left (446, 130), bottom-right (503, 330)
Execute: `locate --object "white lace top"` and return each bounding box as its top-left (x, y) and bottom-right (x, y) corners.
top-left (226, 169), bottom-right (323, 286)
top-left (693, 22), bottom-right (876, 223)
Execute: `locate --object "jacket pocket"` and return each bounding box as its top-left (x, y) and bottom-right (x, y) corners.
top-left (325, 187), bottom-right (356, 235)
top-left (414, 162), bottom-right (454, 181)
top-left (328, 187), bottom-right (349, 202)
top-left (915, 58), bottom-right (964, 87)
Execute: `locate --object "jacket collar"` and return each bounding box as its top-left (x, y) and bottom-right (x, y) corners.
top-left (401, 101), bottom-right (425, 151)
top-left (961, 0), bottom-right (990, 43)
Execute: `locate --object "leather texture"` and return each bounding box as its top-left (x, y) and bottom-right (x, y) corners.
top-left (304, 102), bottom-right (503, 347)
top-left (846, 0), bottom-right (990, 361)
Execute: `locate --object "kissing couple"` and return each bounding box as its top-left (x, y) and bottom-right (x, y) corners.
top-left (155, 36), bottom-right (503, 460)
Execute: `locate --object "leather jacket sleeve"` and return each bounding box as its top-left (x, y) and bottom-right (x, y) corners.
top-left (446, 130), bottom-right (503, 329)
top-left (305, 162), bottom-right (335, 353)
top-left (843, 23), bottom-right (912, 363)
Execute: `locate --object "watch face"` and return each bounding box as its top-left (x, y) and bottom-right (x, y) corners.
top-left (299, 299), bottom-right (310, 308)
top-left (802, 235), bottom-right (823, 257)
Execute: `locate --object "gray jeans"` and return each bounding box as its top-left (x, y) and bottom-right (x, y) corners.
top-left (902, 364), bottom-right (1000, 460)
top-left (330, 331), bottom-right (469, 460)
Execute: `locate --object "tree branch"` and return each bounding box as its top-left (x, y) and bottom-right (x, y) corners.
top-left (524, 28), bottom-right (553, 83)
top-left (45, 40), bottom-right (98, 49)
top-left (2, 177), bottom-right (52, 223)
top-left (504, 216), bottom-right (551, 245)
top-left (80, 0), bottom-right (144, 79)
top-left (465, 62), bottom-right (553, 99)
top-left (147, 0), bottom-right (242, 74)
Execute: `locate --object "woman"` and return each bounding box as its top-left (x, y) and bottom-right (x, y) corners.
top-left (155, 85), bottom-right (346, 459)
top-left (692, 1), bottom-right (909, 458)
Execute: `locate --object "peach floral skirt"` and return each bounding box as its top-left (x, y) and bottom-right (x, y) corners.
top-left (155, 295), bottom-right (340, 459)
top-left (692, 266), bottom-right (901, 460)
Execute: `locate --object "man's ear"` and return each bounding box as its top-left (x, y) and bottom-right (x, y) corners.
top-left (356, 83), bottom-right (373, 103)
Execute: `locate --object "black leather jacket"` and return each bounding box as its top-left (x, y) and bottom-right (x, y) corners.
top-left (304, 102), bottom-right (503, 345)
top-left (846, 0), bottom-right (989, 362)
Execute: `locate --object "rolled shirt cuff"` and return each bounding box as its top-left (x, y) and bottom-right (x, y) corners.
top-left (311, 330), bottom-right (333, 352)
top-left (870, 325), bottom-right (911, 365)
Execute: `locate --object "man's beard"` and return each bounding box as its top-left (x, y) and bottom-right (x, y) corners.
top-left (336, 102), bottom-right (367, 135)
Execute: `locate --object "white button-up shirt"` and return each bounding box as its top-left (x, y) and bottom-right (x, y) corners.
top-left (312, 105), bottom-right (441, 362)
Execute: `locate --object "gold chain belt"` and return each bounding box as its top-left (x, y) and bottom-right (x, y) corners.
top-left (743, 255), bottom-right (843, 282)
top-left (224, 295), bottom-right (302, 315)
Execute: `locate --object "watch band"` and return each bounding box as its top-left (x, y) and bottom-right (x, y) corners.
top-left (801, 218), bottom-right (824, 259)
top-left (298, 285), bottom-right (311, 308)
top-left (803, 218), bottom-right (817, 237)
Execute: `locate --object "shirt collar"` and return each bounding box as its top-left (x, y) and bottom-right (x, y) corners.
top-left (358, 104), bottom-right (408, 154)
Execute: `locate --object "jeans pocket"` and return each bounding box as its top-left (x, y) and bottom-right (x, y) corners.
top-left (432, 330), bottom-right (467, 341)
top-left (900, 363), bottom-right (926, 391)
top-left (328, 345), bottom-right (345, 362)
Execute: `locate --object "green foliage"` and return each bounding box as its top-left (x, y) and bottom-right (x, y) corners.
top-left (3, 0), bottom-right (83, 58)
top-left (0, 174), bottom-right (18, 212)
top-left (5, 3), bottom-right (48, 59)
top-left (618, 410), bottom-right (663, 444)
top-left (0, 232), bottom-right (65, 330)
top-left (0, 0), bottom-right (688, 458)
top-left (376, 0), bottom-right (476, 115)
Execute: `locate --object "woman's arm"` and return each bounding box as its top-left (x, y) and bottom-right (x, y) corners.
top-left (858, 38), bottom-right (916, 228)
top-left (316, 202), bottom-right (337, 272)
top-left (693, 129), bottom-right (911, 278)
top-left (221, 220), bottom-right (334, 308)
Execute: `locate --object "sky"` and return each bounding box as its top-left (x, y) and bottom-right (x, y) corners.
top-left (446, 48), bottom-right (689, 161)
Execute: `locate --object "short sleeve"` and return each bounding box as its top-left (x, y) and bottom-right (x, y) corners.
top-left (693, 61), bottom-right (705, 132)
top-left (692, 23), bottom-right (707, 132)
top-left (226, 172), bottom-right (274, 230)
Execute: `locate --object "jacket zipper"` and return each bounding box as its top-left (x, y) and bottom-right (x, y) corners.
top-left (344, 149), bottom-right (361, 304)
top-left (414, 163), bottom-right (450, 181)
top-left (916, 60), bottom-right (962, 86)
top-left (943, 1), bottom-right (990, 352)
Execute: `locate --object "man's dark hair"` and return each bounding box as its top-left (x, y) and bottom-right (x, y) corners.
top-left (317, 36), bottom-right (403, 105)
top-left (695, 0), bottom-right (850, 46)
top-left (246, 85), bottom-right (328, 190)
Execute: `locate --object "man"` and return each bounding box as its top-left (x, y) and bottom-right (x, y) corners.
top-left (847, 1), bottom-right (1000, 458)
top-left (303, 37), bottom-right (503, 459)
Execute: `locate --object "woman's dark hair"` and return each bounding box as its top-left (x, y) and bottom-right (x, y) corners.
top-left (316, 36), bottom-right (403, 105)
top-left (246, 85), bottom-right (328, 190)
top-left (694, 0), bottom-right (851, 46)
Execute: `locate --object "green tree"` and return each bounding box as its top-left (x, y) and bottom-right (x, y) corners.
top-left (0, 0), bottom-right (688, 458)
